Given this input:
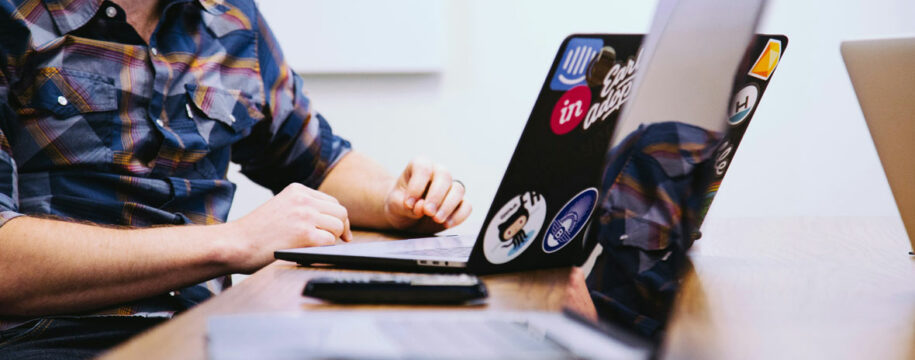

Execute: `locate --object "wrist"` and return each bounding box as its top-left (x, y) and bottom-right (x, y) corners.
top-left (380, 177), bottom-right (401, 230)
top-left (208, 221), bottom-right (253, 272)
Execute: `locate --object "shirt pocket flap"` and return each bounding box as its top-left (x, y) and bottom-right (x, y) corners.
top-left (27, 68), bottom-right (117, 118)
top-left (184, 84), bottom-right (263, 133)
top-left (616, 209), bottom-right (672, 252)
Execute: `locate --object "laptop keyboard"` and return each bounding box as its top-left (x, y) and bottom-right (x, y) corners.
top-left (394, 246), bottom-right (473, 258)
top-left (376, 318), bottom-right (571, 359)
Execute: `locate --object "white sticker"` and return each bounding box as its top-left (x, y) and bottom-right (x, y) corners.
top-left (482, 191), bottom-right (547, 264)
top-left (728, 84), bottom-right (759, 126)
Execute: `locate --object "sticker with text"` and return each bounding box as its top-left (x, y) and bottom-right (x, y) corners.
top-left (550, 85), bottom-right (592, 135)
top-left (483, 191), bottom-right (547, 264)
top-left (543, 188), bottom-right (598, 253)
top-left (582, 52), bottom-right (641, 131)
top-left (550, 38), bottom-right (604, 91)
top-left (728, 84), bottom-right (759, 125)
top-left (748, 38), bottom-right (782, 81)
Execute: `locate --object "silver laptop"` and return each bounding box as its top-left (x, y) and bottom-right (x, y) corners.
top-left (208, 311), bottom-right (652, 360)
top-left (842, 37), bottom-right (915, 254)
top-left (275, 0), bottom-right (771, 274)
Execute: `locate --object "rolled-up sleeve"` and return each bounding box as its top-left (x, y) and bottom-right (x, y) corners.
top-left (232, 5), bottom-right (351, 194)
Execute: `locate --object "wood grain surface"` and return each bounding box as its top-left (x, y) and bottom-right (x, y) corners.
top-left (100, 230), bottom-right (574, 360)
top-left (101, 217), bottom-right (915, 359)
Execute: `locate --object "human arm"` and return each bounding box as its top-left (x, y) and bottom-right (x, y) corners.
top-left (319, 152), bottom-right (472, 233)
top-left (0, 183), bottom-right (348, 317)
top-left (235, 8), bottom-right (470, 234)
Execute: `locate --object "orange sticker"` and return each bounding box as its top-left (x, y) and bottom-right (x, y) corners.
top-left (748, 38), bottom-right (782, 80)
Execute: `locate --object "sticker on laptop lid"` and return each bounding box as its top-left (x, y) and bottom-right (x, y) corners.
top-left (728, 84), bottom-right (759, 126)
top-left (582, 53), bottom-right (640, 131)
top-left (748, 38), bottom-right (782, 81)
top-left (483, 191), bottom-right (547, 264)
top-left (550, 38), bottom-right (604, 91)
top-left (543, 187), bottom-right (598, 253)
top-left (550, 85), bottom-right (592, 135)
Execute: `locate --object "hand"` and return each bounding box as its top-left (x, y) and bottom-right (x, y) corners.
top-left (383, 158), bottom-right (472, 233)
top-left (563, 267), bottom-right (598, 322)
top-left (228, 183), bottom-right (352, 272)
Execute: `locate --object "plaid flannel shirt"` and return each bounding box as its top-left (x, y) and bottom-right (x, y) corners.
top-left (0, 0), bottom-right (350, 329)
top-left (587, 122), bottom-right (721, 339)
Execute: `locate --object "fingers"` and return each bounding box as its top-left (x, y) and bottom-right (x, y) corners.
top-left (402, 158), bottom-right (433, 210)
top-left (385, 158), bottom-right (475, 231)
top-left (284, 183), bottom-right (352, 243)
top-left (311, 212), bottom-right (345, 242)
top-left (342, 217), bottom-right (352, 242)
top-left (306, 227), bottom-right (336, 246)
top-left (421, 166), bottom-right (452, 217)
top-left (445, 200), bottom-right (472, 228)
top-left (386, 187), bottom-right (423, 220)
top-left (309, 198), bottom-right (351, 242)
top-left (433, 181), bottom-right (465, 223)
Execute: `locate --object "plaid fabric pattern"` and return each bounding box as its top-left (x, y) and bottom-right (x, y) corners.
top-left (587, 122), bottom-right (720, 339)
top-left (0, 0), bottom-right (350, 329)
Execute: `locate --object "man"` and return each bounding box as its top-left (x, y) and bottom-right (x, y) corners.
top-left (0, 0), bottom-right (471, 357)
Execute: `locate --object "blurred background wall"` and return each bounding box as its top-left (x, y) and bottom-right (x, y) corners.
top-left (228, 0), bottom-right (915, 232)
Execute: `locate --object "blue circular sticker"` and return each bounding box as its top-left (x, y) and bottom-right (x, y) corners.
top-left (543, 188), bottom-right (598, 253)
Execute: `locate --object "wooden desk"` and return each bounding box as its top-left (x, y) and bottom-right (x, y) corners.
top-left (662, 217), bottom-right (915, 360)
top-left (103, 217), bottom-right (915, 359)
top-left (101, 231), bottom-right (575, 360)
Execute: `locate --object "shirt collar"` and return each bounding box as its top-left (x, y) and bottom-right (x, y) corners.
top-left (42, 0), bottom-right (103, 34)
top-left (42, 0), bottom-right (227, 34)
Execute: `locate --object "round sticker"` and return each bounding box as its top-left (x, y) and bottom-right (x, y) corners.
top-left (728, 84), bottom-right (759, 125)
top-left (543, 188), bottom-right (598, 253)
top-left (483, 191), bottom-right (548, 264)
top-left (550, 85), bottom-right (592, 135)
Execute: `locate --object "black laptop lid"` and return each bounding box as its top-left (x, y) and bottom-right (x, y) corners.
top-left (465, 33), bottom-right (788, 275)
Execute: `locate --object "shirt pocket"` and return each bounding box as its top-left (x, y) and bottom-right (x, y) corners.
top-left (14, 68), bottom-right (117, 165)
top-left (616, 210), bottom-right (671, 252)
top-left (184, 84), bottom-right (263, 150)
top-left (24, 68), bottom-right (117, 118)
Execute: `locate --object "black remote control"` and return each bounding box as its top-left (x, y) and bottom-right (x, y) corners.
top-left (302, 273), bottom-right (488, 304)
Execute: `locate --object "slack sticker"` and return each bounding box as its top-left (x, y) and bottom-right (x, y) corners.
top-left (550, 85), bottom-right (592, 135)
top-left (728, 84), bottom-right (759, 125)
top-left (483, 191), bottom-right (547, 264)
top-left (543, 188), bottom-right (598, 253)
top-left (550, 37), bottom-right (604, 91)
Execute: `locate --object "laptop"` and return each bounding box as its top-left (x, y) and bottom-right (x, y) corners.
top-left (214, 1), bottom-right (782, 358)
top-left (275, 0), bottom-right (788, 275)
top-left (208, 310), bottom-right (652, 360)
top-left (841, 37), bottom-right (915, 254)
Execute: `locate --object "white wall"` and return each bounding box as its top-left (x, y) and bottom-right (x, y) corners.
top-left (227, 0), bottom-right (915, 232)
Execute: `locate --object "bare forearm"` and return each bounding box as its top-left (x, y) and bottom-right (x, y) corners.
top-left (319, 152), bottom-right (472, 234)
top-left (319, 151), bottom-right (396, 229)
top-left (0, 216), bottom-right (241, 317)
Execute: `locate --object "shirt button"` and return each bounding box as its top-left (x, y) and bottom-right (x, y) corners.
top-left (227, 114), bottom-right (236, 124)
top-left (155, 118), bottom-right (165, 127)
top-left (105, 6), bottom-right (117, 18)
top-left (185, 104), bottom-right (194, 118)
top-left (150, 47), bottom-right (159, 56)
top-left (168, 291), bottom-right (176, 297)
top-left (57, 96), bottom-right (68, 106)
